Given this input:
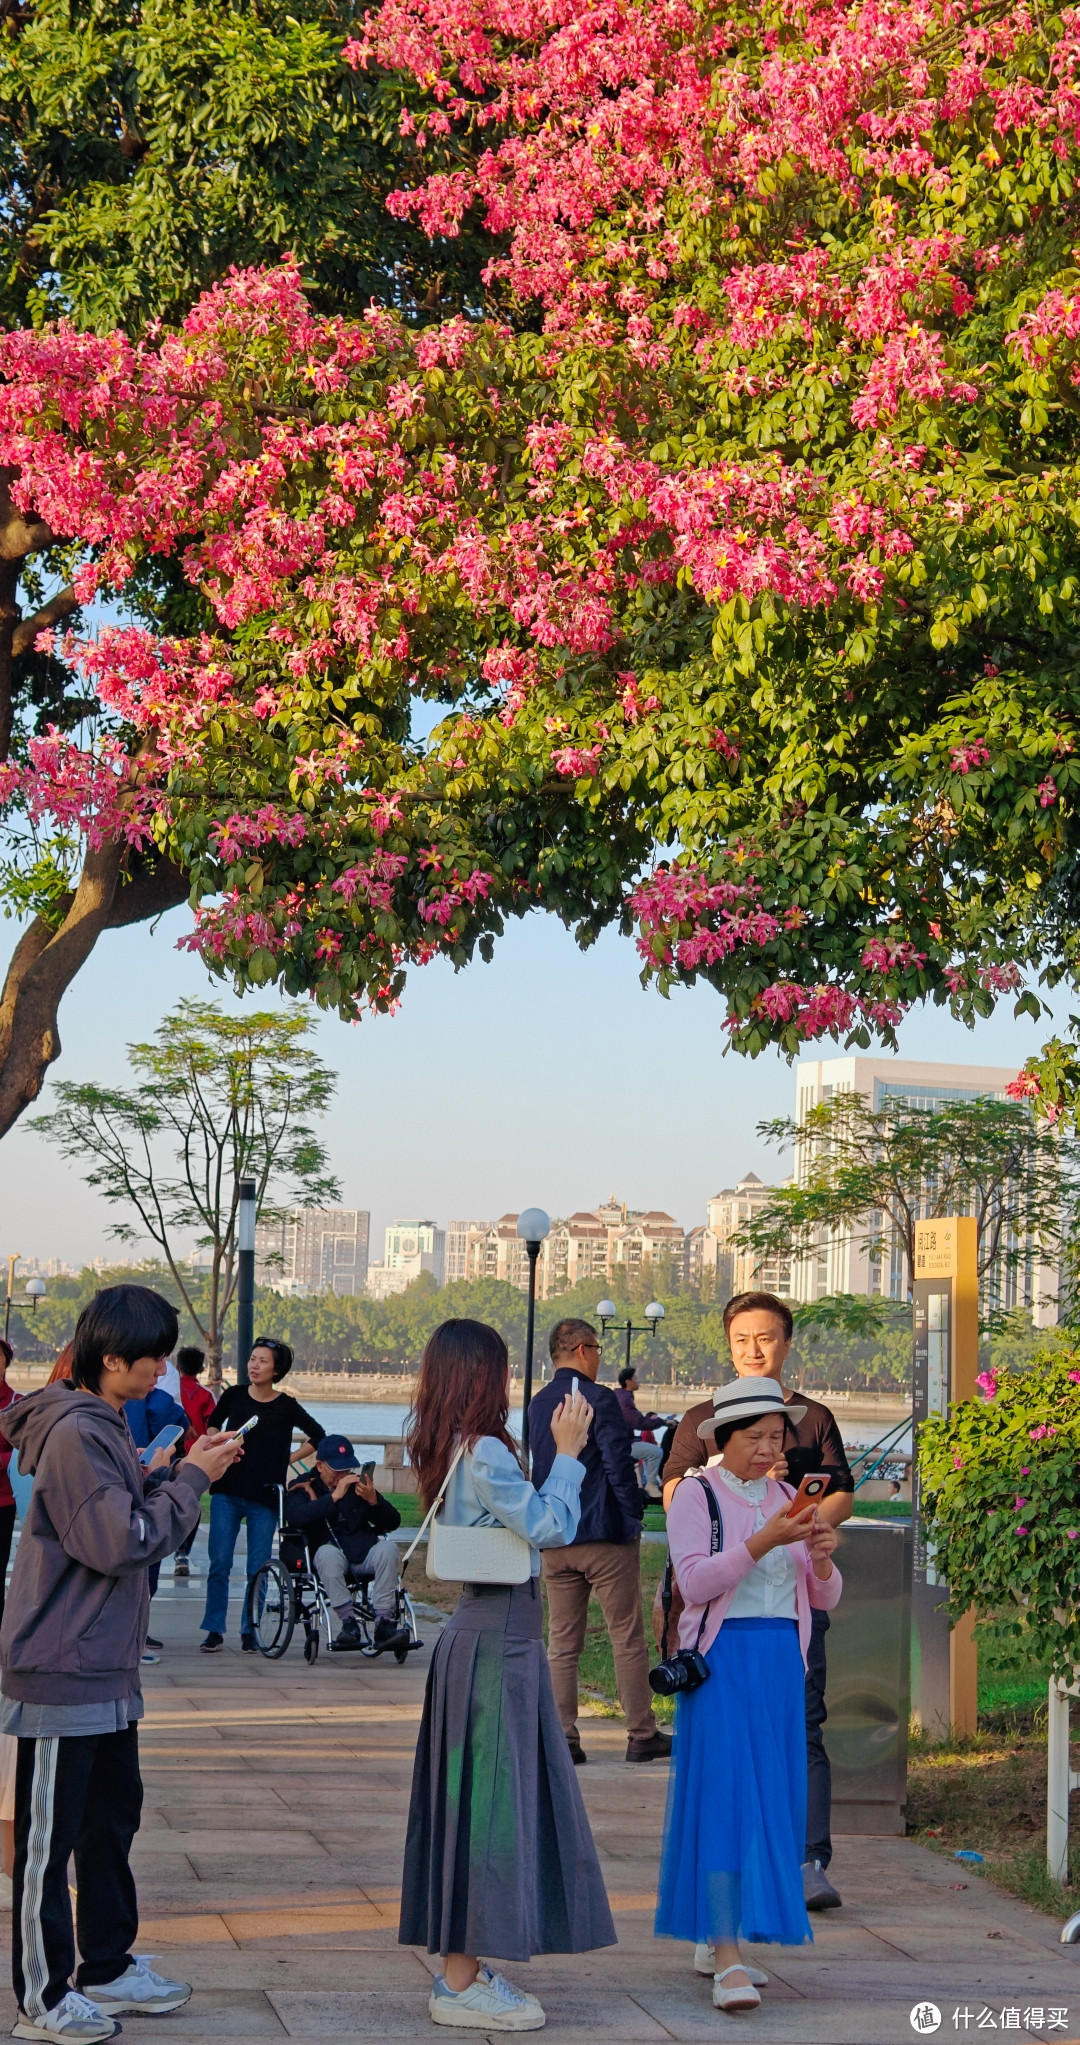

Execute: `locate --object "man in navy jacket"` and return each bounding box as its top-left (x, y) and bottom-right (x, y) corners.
top-left (530, 1317), bottom-right (671, 1765)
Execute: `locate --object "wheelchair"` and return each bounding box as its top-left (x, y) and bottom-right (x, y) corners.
top-left (247, 1486), bottom-right (423, 1665)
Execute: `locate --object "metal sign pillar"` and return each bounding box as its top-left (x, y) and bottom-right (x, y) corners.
top-left (911, 1215), bottom-right (979, 1739)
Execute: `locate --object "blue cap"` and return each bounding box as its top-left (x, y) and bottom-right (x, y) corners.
top-left (315, 1434), bottom-right (361, 1470)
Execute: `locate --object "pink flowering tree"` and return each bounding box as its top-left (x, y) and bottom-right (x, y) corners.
top-left (921, 1351), bottom-right (1080, 1678)
top-left (8, 0), bottom-right (1080, 1122)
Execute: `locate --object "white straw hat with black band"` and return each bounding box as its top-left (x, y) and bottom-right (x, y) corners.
top-left (696, 1378), bottom-right (807, 1439)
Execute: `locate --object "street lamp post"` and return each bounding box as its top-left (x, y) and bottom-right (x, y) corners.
top-left (517, 1208), bottom-right (550, 1466)
top-left (236, 1180), bottom-right (256, 1386)
top-left (596, 1298), bottom-right (666, 1378)
top-left (3, 1258), bottom-right (46, 1344)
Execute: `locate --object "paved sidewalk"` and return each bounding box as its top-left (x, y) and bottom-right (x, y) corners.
top-left (1, 1556), bottom-right (1078, 2045)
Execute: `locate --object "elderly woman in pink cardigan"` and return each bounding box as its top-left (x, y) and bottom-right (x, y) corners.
top-left (654, 1377), bottom-right (843, 2015)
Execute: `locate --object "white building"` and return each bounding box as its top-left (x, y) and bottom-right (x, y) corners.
top-left (791, 1056), bottom-right (1058, 1321)
top-left (255, 1208), bottom-right (370, 1296)
top-left (366, 1219), bottom-right (445, 1298)
top-left (703, 1173), bottom-right (792, 1298)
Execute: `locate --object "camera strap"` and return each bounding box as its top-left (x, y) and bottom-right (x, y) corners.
top-left (659, 1474), bottom-right (723, 1660)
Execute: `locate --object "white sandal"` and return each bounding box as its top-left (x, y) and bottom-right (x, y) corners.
top-left (712, 1965), bottom-right (761, 2013)
top-left (694, 1943), bottom-right (768, 1987)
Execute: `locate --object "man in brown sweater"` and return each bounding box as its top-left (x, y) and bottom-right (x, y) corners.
top-left (663, 1289), bottom-right (854, 1912)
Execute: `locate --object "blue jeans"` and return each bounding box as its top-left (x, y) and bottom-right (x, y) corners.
top-left (200, 1495), bottom-right (277, 1637)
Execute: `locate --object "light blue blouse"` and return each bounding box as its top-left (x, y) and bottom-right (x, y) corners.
top-left (440, 1436), bottom-right (585, 1577)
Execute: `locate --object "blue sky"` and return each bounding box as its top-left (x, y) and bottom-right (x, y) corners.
top-left (1, 900), bottom-right (1074, 1271)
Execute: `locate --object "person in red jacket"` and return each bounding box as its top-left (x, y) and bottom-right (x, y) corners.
top-left (173, 1347), bottom-right (214, 1579)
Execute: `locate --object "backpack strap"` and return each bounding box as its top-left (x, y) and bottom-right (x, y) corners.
top-left (661, 1473), bottom-right (724, 1659)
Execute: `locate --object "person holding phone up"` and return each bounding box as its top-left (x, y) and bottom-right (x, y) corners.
top-left (0, 1284), bottom-right (246, 2042)
top-left (654, 1377), bottom-right (842, 2016)
top-left (285, 1435), bottom-right (406, 1651)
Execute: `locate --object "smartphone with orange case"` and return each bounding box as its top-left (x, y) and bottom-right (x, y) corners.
top-left (783, 1473), bottom-right (830, 1518)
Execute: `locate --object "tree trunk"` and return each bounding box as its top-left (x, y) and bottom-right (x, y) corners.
top-left (0, 844), bottom-right (189, 1140)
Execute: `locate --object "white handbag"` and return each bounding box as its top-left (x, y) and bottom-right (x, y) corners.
top-left (400, 1443), bottom-right (533, 1585)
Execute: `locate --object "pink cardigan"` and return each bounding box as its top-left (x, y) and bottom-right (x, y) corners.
top-left (667, 1470), bottom-right (843, 1667)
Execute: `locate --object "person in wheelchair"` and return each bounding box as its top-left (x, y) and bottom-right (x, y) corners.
top-left (285, 1435), bottom-right (408, 1652)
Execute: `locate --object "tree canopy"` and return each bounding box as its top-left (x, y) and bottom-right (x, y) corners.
top-left (29, 1000), bottom-right (339, 1372)
top-left (8, 0), bottom-right (1080, 1119)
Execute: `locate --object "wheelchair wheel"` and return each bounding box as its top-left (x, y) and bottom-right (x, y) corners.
top-left (249, 1560), bottom-right (295, 1658)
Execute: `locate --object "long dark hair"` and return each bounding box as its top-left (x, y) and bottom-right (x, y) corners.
top-left (406, 1319), bottom-right (519, 1509)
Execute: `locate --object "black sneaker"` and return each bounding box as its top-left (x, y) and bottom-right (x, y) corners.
top-left (373, 1616), bottom-right (410, 1651)
top-left (626, 1729), bottom-right (673, 1763)
top-left (200, 1632), bottom-right (224, 1654)
top-left (802, 1859), bottom-right (842, 1909)
top-left (566, 1737), bottom-right (587, 1766)
top-left (240, 1633), bottom-right (257, 1653)
top-left (173, 1557), bottom-right (190, 1578)
top-left (145, 1636), bottom-right (163, 1649)
top-left (332, 1617), bottom-right (364, 1652)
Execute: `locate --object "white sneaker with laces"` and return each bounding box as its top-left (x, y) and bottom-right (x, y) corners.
top-left (89, 1955), bottom-right (191, 2016)
top-left (694, 1942), bottom-right (768, 1986)
top-left (12, 1991), bottom-right (117, 2041)
top-left (429, 1963), bottom-right (545, 2030)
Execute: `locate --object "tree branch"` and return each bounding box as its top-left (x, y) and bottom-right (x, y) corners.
top-left (11, 586), bottom-right (78, 658)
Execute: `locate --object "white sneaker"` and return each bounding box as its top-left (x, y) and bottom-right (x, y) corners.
top-left (429, 1964), bottom-right (545, 2030)
top-left (89, 1956), bottom-right (191, 2016)
top-left (694, 1942), bottom-right (768, 1986)
top-left (12, 1992), bottom-right (117, 2041)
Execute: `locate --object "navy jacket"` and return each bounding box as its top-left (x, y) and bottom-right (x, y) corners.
top-left (529, 1367), bottom-right (644, 1545)
top-left (124, 1387), bottom-right (189, 1452)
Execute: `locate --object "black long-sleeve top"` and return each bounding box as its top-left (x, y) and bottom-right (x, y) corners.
top-left (529, 1367), bottom-right (644, 1545)
top-left (285, 1471), bottom-right (401, 1565)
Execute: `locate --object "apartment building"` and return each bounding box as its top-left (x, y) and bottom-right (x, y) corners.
top-left (255, 1207), bottom-right (370, 1297)
top-left (791, 1055), bottom-right (1059, 1320)
top-left (365, 1219), bottom-right (446, 1299)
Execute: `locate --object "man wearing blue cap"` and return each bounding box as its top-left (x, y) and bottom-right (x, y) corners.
top-left (285, 1435), bottom-right (405, 1650)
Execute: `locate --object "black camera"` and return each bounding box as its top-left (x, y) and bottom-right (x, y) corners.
top-left (648, 1647), bottom-right (711, 1698)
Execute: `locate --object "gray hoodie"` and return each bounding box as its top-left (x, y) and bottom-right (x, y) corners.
top-left (0, 1383), bottom-right (206, 1704)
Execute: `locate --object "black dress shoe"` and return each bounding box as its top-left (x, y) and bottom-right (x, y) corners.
top-left (566, 1737), bottom-right (587, 1766)
top-left (626, 1729), bottom-right (673, 1762)
top-left (332, 1618), bottom-right (365, 1651)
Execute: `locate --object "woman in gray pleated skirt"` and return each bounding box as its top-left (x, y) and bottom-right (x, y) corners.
top-left (400, 1319), bottom-right (616, 2032)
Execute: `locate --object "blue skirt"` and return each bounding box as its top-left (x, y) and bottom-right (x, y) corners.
top-left (655, 1617), bottom-right (812, 1948)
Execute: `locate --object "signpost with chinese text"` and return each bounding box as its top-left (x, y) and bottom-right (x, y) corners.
top-left (911, 1216), bottom-right (979, 1737)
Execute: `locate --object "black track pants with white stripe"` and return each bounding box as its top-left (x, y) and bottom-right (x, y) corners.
top-left (13, 1726), bottom-right (142, 2017)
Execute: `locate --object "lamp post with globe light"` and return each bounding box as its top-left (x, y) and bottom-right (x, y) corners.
top-left (595, 1298), bottom-right (666, 1381)
top-left (517, 1208), bottom-right (550, 1465)
top-left (3, 1258), bottom-right (46, 1343)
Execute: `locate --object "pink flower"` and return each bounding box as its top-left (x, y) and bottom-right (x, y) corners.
top-left (1014, 1496), bottom-right (1027, 1509)
top-left (976, 1370), bottom-right (998, 1399)
top-left (1068, 1531), bottom-right (1079, 1540)
top-left (1015, 1525), bottom-right (1029, 1536)
top-left (1068, 1371), bottom-right (1080, 1384)
top-left (1021, 1467), bottom-right (1030, 1476)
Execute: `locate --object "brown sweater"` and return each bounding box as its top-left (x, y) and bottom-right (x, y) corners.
top-left (665, 1388), bottom-right (855, 1498)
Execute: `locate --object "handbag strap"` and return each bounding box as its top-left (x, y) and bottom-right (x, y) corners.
top-left (400, 1442), bottom-right (467, 1575)
top-left (660, 1473), bottom-right (723, 1660)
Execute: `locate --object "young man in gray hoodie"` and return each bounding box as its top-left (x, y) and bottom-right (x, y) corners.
top-left (0, 1285), bottom-right (242, 2044)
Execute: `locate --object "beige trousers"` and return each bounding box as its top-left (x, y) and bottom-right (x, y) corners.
top-left (542, 1537), bottom-right (658, 1744)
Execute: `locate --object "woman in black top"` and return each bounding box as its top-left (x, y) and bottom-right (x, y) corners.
top-left (199, 1338), bottom-right (321, 1654)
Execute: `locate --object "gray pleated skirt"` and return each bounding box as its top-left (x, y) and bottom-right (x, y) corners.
top-left (399, 1578), bottom-right (617, 1960)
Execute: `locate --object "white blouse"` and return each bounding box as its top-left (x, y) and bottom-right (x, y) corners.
top-left (708, 1461), bottom-right (798, 1621)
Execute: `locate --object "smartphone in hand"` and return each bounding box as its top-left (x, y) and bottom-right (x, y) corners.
top-left (783, 1473), bottom-right (831, 1518)
top-left (140, 1424), bottom-right (184, 1467)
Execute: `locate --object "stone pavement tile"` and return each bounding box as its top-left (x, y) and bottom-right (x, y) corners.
top-left (185, 1858), bottom-right (351, 1888)
top-left (221, 1901), bottom-right (396, 1941)
top-left (634, 1990), bottom-right (1048, 2043)
top-left (135, 1832), bottom-right (329, 1858)
top-left (267, 1991), bottom-right (433, 2035)
top-left (100, 1990), bottom-right (284, 2038)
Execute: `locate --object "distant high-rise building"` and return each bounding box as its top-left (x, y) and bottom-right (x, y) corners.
top-left (368, 1220), bottom-right (446, 1295)
top-left (446, 1220), bottom-right (489, 1283)
top-left (706, 1173), bottom-right (791, 1299)
top-left (791, 1055), bottom-right (1059, 1322)
top-left (255, 1207), bottom-right (370, 1297)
